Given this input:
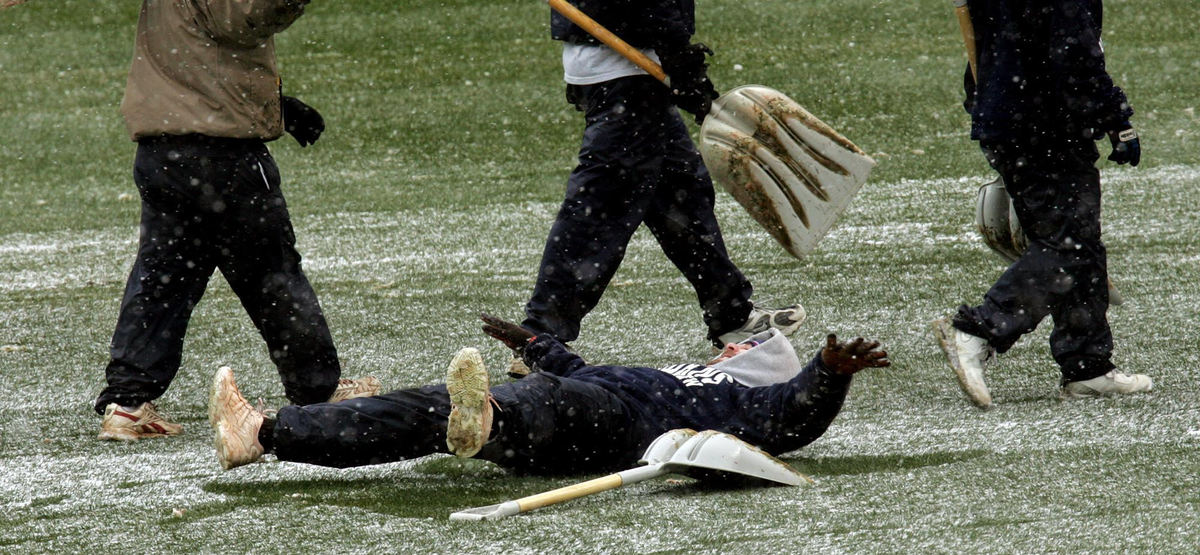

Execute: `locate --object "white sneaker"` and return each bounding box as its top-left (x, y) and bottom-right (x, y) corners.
top-left (209, 366), bottom-right (266, 470)
top-left (328, 376), bottom-right (382, 403)
top-left (932, 317), bottom-right (995, 408)
top-left (717, 304), bottom-right (807, 346)
top-left (445, 348), bottom-right (494, 458)
top-left (97, 402), bottom-right (183, 441)
top-left (1061, 371), bottom-right (1153, 399)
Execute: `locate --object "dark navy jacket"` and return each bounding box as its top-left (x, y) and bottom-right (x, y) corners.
top-left (964, 0), bottom-right (1132, 142)
top-left (521, 335), bottom-right (852, 456)
top-left (550, 0), bottom-right (694, 49)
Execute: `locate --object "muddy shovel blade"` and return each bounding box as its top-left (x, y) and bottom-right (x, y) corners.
top-left (699, 85), bottom-right (875, 260)
top-left (664, 430), bottom-right (813, 486)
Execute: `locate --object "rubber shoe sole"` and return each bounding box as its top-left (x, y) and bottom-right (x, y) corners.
top-left (445, 348), bottom-right (492, 458)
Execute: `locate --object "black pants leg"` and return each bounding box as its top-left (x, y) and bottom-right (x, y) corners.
top-left (522, 76), bottom-right (751, 342)
top-left (273, 373), bottom-right (641, 474)
top-left (94, 138), bottom-right (340, 413)
top-left (954, 137), bottom-right (1114, 382)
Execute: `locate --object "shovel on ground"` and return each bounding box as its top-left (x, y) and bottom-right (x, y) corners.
top-left (449, 428), bottom-right (811, 521)
top-left (545, 0), bottom-right (876, 260)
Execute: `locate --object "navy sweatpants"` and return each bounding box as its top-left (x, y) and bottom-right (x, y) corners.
top-left (523, 76), bottom-right (753, 344)
top-left (954, 136), bottom-right (1114, 382)
top-left (94, 136), bottom-right (341, 413)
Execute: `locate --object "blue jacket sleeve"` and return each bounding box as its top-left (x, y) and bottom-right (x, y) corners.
top-left (729, 351), bottom-right (854, 455)
top-left (522, 335), bottom-right (590, 378)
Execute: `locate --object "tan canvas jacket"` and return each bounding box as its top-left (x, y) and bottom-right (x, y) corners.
top-left (120, 0), bottom-right (311, 141)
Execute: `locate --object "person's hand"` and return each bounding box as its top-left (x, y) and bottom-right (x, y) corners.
top-left (480, 313), bottom-right (535, 353)
top-left (1106, 122), bottom-right (1140, 167)
top-left (657, 42), bottom-right (719, 124)
top-left (820, 334), bottom-right (890, 375)
top-left (281, 96), bottom-right (324, 147)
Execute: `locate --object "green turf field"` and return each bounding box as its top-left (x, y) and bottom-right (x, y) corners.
top-left (2, 0), bottom-right (1198, 551)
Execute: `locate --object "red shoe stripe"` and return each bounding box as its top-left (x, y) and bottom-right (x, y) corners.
top-left (112, 410), bottom-right (138, 420)
top-left (146, 422), bottom-right (166, 434)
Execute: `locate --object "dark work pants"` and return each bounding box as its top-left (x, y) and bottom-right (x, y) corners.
top-left (271, 365), bottom-right (851, 475)
top-left (273, 373), bottom-right (640, 475)
top-left (953, 136), bottom-right (1114, 382)
top-left (93, 136), bottom-right (340, 414)
top-left (523, 76), bottom-right (753, 343)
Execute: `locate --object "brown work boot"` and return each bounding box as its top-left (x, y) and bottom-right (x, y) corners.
top-left (209, 366), bottom-right (266, 470)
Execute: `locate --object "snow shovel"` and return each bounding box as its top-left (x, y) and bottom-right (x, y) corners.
top-left (449, 428), bottom-right (811, 521)
top-left (545, 0), bottom-right (876, 260)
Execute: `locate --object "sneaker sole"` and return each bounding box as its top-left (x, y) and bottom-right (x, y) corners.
top-left (445, 348), bottom-right (489, 458)
top-left (932, 318), bottom-right (993, 409)
top-left (97, 429), bottom-right (142, 441)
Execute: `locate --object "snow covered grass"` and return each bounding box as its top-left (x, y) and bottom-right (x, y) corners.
top-left (2, 0), bottom-right (1198, 552)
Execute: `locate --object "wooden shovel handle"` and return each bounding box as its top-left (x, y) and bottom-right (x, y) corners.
top-left (952, 0), bottom-right (977, 80)
top-left (545, 0), bottom-right (668, 83)
top-left (514, 473), bottom-right (624, 511)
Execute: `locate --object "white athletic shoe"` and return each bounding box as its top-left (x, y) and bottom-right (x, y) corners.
top-left (1061, 371), bottom-right (1153, 399)
top-left (932, 316), bottom-right (995, 408)
top-left (209, 366), bottom-right (266, 470)
top-left (328, 376), bottom-right (382, 403)
top-left (445, 348), bottom-right (494, 458)
top-left (716, 304), bottom-right (807, 346)
top-left (97, 402), bottom-right (183, 441)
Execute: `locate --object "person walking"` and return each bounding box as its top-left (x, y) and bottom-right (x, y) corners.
top-left (520, 0), bottom-right (805, 355)
top-left (933, 0), bottom-right (1150, 408)
top-left (95, 0), bottom-right (377, 441)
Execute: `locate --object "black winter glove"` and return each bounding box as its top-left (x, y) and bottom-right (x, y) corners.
top-left (1106, 122), bottom-right (1140, 166)
top-left (281, 95), bottom-right (324, 147)
top-left (480, 313), bottom-right (535, 354)
top-left (657, 42), bottom-right (719, 124)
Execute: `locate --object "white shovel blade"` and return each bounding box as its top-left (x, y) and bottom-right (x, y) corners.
top-left (699, 85), bottom-right (875, 259)
top-left (665, 430), bottom-right (812, 486)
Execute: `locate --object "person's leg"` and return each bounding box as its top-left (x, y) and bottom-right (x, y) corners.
top-left (954, 138), bottom-right (1113, 381)
top-left (272, 386), bottom-right (454, 468)
top-left (522, 77), bottom-right (669, 342)
top-left (271, 373), bottom-right (641, 474)
top-left (215, 144), bottom-right (341, 405)
top-left (642, 110), bottom-right (754, 339)
top-left (94, 141), bottom-right (219, 413)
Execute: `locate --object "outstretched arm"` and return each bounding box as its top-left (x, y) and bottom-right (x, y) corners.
top-left (736, 334), bottom-right (889, 454)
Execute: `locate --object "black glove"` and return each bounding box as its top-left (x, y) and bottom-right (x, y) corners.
top-left (1106, 122), bottom-right (1140, 166)
top-left (480, 313), bottom-right (535, 354)
top-left (281, 95), bottom-right (324, 147)
top-left (657, 42), bottom-right (719, 124)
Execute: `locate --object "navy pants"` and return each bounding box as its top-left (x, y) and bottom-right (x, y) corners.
top-left (523, 76), bottom-right (753, 343)
top-left (954, 136), bottom-right (1114, 382)
top-left (94, 136), bottom-right (340, 413)
top-left (273, 373), bottom-right (640, 475)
